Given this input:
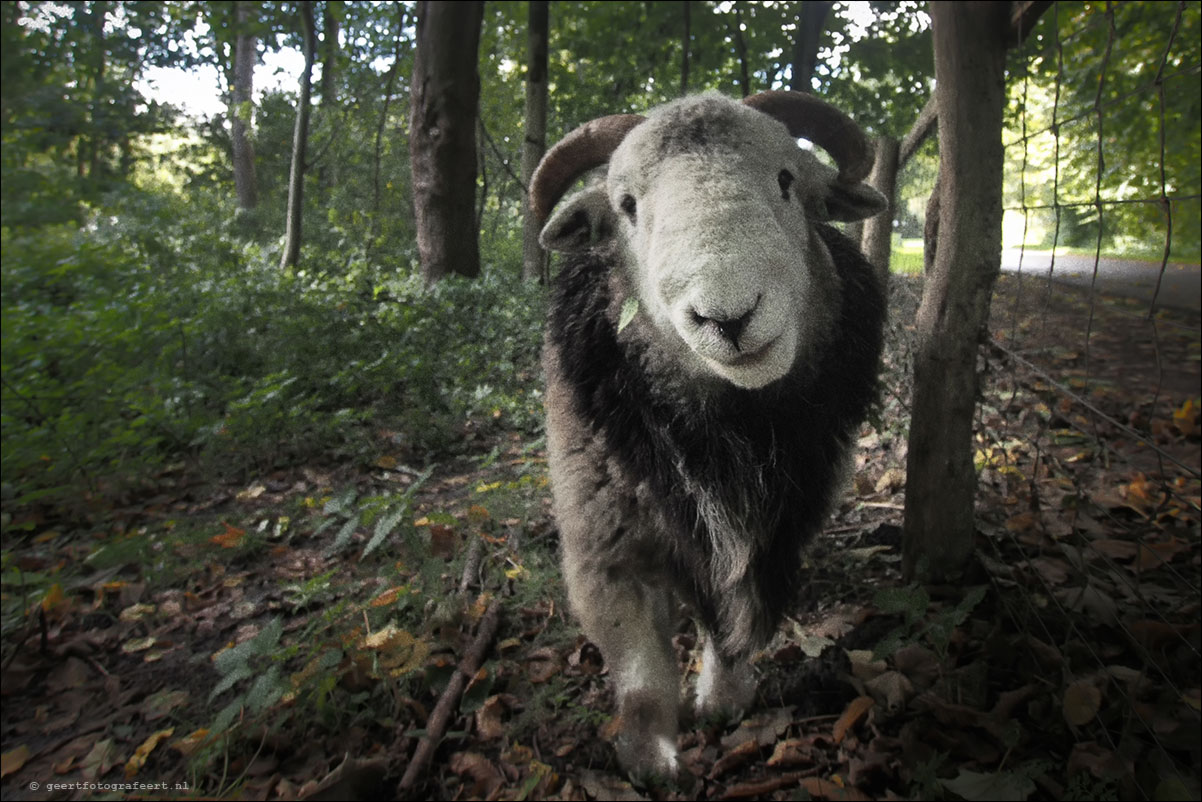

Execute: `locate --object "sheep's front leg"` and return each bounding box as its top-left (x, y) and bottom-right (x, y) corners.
top-left (564, 560), bottom-right (680, 779)
top-left (695, 637), bottom-right (756, 722)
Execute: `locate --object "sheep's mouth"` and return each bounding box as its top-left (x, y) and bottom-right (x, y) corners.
top-left (726, 338), bottom-right (777, 367)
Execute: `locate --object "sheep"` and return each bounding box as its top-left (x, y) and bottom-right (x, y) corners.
top-left (531, 90), bottom-right (888, 780)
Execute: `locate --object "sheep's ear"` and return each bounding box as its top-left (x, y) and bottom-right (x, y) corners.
top-left (539, 187), bottom-right (617, 252)
top-left (808, 181), bottom-right (888, 223)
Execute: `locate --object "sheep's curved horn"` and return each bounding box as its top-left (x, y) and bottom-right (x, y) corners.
top-left (529, 114), bottom-right (645, 225)
top-left (743, 90), bottom-right (875, 185)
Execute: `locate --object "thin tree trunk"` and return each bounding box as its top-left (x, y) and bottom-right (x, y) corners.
top-left (860, 134), bottom-right (899, 281)
top-left (730, 2), bottom-right (751, 98)
top-left (409, 0), bottom-right (484, 285)
top-left (279, 1), bottom-right (316, 271)
top-left (923, 173), bottom-right (939, 275)
top-left (369, 6), bottom-right (407, 256)
top-left (521, 0), bottom-right (549, 282)
top-left (903, 2), bottom-right (1009, 581)
top-left (83, 1), bottom-right (109, 184)
top-left (318, 1), bottom-right (340, 194)
top-left (231, 2), bottom-right (258, 210)
top-left (680, 0), bottom-right (691, 96)
top-left (790, 1), bottom-right (832, 91)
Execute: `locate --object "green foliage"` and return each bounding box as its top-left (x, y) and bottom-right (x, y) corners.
top-left (873, 584), bottom-right (987, 660)
top-left (315, 473), bottom-right (433, 559)
top-left (940, 767), bottom-right (1036, 802)
top-left (1, 181), bottom-right (546, 517)
top-left (1005, 1), bottom-right (1201, 256)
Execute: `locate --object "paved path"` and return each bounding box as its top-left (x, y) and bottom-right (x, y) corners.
top-left (1000, 250), bottom-right (1201, 314)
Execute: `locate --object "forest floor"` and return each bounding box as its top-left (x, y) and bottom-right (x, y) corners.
top-left (1, 274), bottom-right (1198, 801)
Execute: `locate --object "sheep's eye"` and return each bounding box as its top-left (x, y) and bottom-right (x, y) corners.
top-left (620, 194), bottom-right (637, 221)
top-left (778, 169), bottom-right (794, 201)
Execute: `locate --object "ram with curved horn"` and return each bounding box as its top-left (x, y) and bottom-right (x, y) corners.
top-left (535, 90), bottom-right (888, 779)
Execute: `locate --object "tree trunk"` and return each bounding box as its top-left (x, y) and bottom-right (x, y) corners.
top-left (521, 0), bottom-right (549, 282)
top-left (231, 2), bottom-right (258, 210)
top-left (370, 5), bottom-right (407, 255)
top-left (680, 0), bottom-right (691, 96)
top-left (730, 2), bottom-right (751, 98)
top-left (409, 0), bottom-right (484, 285)
top-left (923, 173), bottom-right (939, 275)
top-left (82, 1), bottom-right (109, 185)
top-left (318, 0), bottom-right (340, 193)
top-left (903, 2), bottom-right (1009, 581)
top-left (860, 134), bottom-right (899, 281)
top-left (790, 1), bottom-right (832, 91)
top-left (279, 0), bottom-right (316, 271)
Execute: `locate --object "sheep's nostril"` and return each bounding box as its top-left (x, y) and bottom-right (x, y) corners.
top-left (715, 315), bottom-right (750, 350)
top-left (691, 303), bottom-right (757, 351)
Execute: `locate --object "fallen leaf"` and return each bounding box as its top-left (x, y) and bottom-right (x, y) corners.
top-left (210, 522), bottom-right (246, 549)
top-left (46, 657), bottom-right (90, 692)
top-left (1005, 511), bottom-right (1039, 533)
top-left (475, 695), bottom-right (510, 740)
top-left (41, 582), bottom-right (66, 614)
top-left (893, 644), bottom-right (941, 691)
top-left (1063, 679), bottom-right (1102, 727)
top-left (874, 468), bottom-right (906, 494)
top-left (1055, 584), bottom-right (1117, 626)
top-left (1134, 536), bottom-right (1189, 572)
top-left (576, 769), bottom-right (646, 801)
top-left (766, 737), bottom-right (819, 768)
top-left (449, 751), bottom-right (504, 799)
top-left (833, 696), bottom-right (874, 744)
top-left (1, 745), bottom-right (31, 778)
top-left (122, 636), bottom-right (157, 654)
top-left (1028, 556), bottom-right (1071, 586)
top-left (429, 524), bottom-right (457, 559)
top-left (799, 776), bottom-right (873, 800)
top-left (1066, 741), bottom-right (1128, 780)
top-left (940, 768), bottom-right (1035, 801)
top-left (124, 728), bottom-right (174, 778)
top-left (236, 483), bottom-right (266, 501)
top-left (721, 706), bottom-right (795, 749)
top-left (141, 689), bottom-right (189, 722)
top-left (119, 603), bottom-right (156, 623)
top-left (81, 738), bottom-right (119, 781)
top-left (847, 649), bottom-right (887, 681)
top-left (1126, 618), bottom-right (1194, 651)
top-left (1088, 539), bottom-right (1138, 561)
top-left (361, 625), bottom-right (429, 678)
top-left (171, 729), bottom-right (211, 757)
top-left (526, 647), bottom-right (560, 683)
top-left (865, 671), bottom-right (914, 713)
top-left (709, 738), bottom-right (760, 778)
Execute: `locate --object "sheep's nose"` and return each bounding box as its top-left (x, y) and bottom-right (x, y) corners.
top-left (690, 296), bottom-right (760, 351)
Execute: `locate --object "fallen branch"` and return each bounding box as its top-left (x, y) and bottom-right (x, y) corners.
top-left (458, 536), bottom-right (484, 595)
top-left (397, 598), bottom-right (503, 794)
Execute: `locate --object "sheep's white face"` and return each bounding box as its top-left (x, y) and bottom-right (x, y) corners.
top-left (541, 94), bottom-right (886, 390)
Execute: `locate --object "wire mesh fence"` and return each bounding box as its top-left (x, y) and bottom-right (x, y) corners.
top-left (976, 2), bottom-right (1199, 797)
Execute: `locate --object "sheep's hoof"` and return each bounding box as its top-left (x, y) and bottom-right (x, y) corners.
top-left (615, 731), bottom-right (680, 784)
top-left (612, 689), bottom-right (680, 782)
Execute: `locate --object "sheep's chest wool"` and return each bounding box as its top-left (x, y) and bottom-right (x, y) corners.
top-left (547, 225), bottom-right (884, 652)
top-left (534, 90), bottom-right (888, 780)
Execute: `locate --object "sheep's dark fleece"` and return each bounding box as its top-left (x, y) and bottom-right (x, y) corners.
top-left (546, 222), bottom-right (886, 656)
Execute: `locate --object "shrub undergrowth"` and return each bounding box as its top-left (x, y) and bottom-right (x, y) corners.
top-left (1, 186), bottom-right (547, 521)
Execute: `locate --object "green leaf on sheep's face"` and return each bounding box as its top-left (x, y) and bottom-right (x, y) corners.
top-left (618, 298), bottom-right (639, 333)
